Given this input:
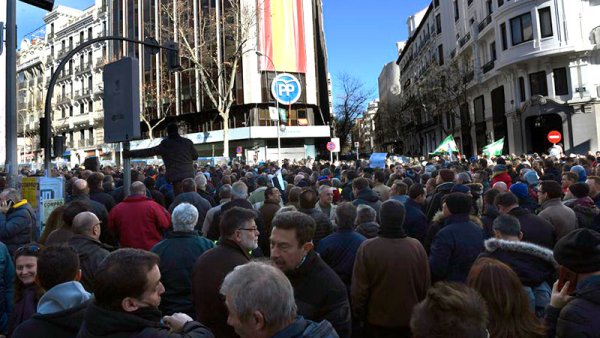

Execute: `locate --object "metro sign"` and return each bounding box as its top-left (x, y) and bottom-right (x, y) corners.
top-left (271, 73), bottom-right (302, 105)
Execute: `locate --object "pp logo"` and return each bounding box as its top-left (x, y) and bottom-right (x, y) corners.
top-left (271, 73), bottom-right (302, 105)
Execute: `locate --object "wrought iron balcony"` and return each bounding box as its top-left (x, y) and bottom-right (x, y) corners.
top-left (482, 60), bottom-right (495, 74)
top-left (478, 15), bottom-right (493, 33)
top-left (459, 32), bottom-right (471, 48)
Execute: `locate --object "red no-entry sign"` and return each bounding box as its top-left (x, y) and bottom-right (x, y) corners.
top-left (547, 130), bottom-right (562, 144)
top-left (326, 142), bottom-right (336, 152)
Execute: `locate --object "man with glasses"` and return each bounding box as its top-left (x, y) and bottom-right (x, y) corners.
top-left (192, 207), bottom-right (259, 337)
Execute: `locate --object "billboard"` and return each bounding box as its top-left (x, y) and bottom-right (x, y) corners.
top-left (258, 0), bottom-right (306, 73)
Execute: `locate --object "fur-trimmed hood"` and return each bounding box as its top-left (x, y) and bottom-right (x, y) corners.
top-left (432, 210), bottom-right (483, 228)
top-left (484, 238), bottom-right (558, 268)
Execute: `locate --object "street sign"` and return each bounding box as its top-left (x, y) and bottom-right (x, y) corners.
top-left (354, 141), bottom-right (360, 148)
top-left (329, 138), bottom-right (341, 152)
top-left (326, 142), bottom-right (336, 152)
top-left (271, 73), bottom-right (302, 105)
top-left (547, 130), bottom-right (562, 144)
top-left (103, 57), bottom-right (141, 143)
top-left (236, 146), bottom-right (243, 155)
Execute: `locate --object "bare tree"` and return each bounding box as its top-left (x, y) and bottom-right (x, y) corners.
top-left (141, 75), bottom-right (176, 139)
top-left (161, 0), bottom-right (257, 158)
top-left (334, 72), bottom-right (371, 153)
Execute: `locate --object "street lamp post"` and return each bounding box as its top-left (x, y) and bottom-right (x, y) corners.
top-left (256, 51), bottom-right (282, 166)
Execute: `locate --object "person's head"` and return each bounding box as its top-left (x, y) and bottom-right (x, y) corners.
top-left (182, 178), bottom-right (197, 193)
top-left (562, 172), bottom-right (578, 189)
top-left (256, 176), bottom-right (268, 188)
top-left (374, 171), bottom-right (386, 184)
top-left (467, 258), bottom-right (544, 338)
top-left (492, 214), bottom-right (522, 240)
top-left (172, 203), bottom-right (198, 232)
top-left (472, 170), bottom-right (487, 184)
top-left (410, 282), bottom-right (489, 338)
top-left (219, 184), bottom-right (233, 202)
top-left (317, 185), bottom-right (333, 206)
top-left (570, 165), bottom-right (587, 183)
top-left (195, 174), bottom-right (207, 192)
top-left (437, 169), bottom-right (455, 184)
top-left (71, 179), bottom-right (90, 196)
top-left (0, 188), bottom-right (22, 204)
top-left (538, 180), bottom-right (562, 204)
top-left (102, 175), bottom-right (115, 192)
top-left (62, 201), bottom-right (93, 228)
top-left (13, 244), bottom-right (43, 301)
top-left (93, 249), bottom-right (163, 312)
top-left (457, 172), bottom-right (472, 184)
top-left (287, 187), bottom-right (302, 206)
top-left (166, 123), bottom-right (179, 136)
top-left (494, 192), bottom-right (519, 215)
top-left (72, 211), bottom-right (102, 240)
top-left (270, 211), bottom-right (316, 272)
top-left (87, 172), bottom-right (104, 190)
top-left (220, 261), bottom-right (297, 338)
top-left (130, 181), bottom-right (146, 195)
top-left (220, 207), bottom-right (259, 251)
top-left (378, 199), bottom-right (406, 237)
top-left (554, 228), bottom-right (600, 280)
top-left (36, 246), bottom-right (81, 291)
top-left (351, 177), bottom-right (370, 198)
top-left (298, 188), bottom-right (318, 209)
top-left (425, 177), bottom-right (436, 194)
top-left (390, 181), bottom-right (408, 197)
top-left (492, 181), bottom-right (508, 193)
top-left (442, 192), bottom-right (472, 216)
top-left (586, 176), bottom-right (600, 197)
top-left (568, 182), bottom-right (590, 199)
top-left (231, 181), bottom-right (249, 200)
top-left (264, 187), bottom-right (281, 204)
top-left (331, 202), bottom-right (356, 230)
top-left (355, 204), bottom-right (376, 225)
top-left (408, 183), bottom-right (426, 204)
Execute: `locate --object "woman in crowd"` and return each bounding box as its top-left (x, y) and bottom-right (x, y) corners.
top-left (467, 257), bottom-right (545, 338)
top-left (7, 244), bottom-right (44, 336)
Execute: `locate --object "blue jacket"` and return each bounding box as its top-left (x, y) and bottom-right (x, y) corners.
top-left (0, 242), bottom-right (15, 334)
top-left (429, 214), bottom-right (484, 283)
top-left (0, 201), bottom-right (36, 256)
top-left (151, 231), bottom-right (215, 317)
top-left (403, 199), bottom-right (428, 245)
top-left (272, 317), bottom-right (339, 338)
top-left (316, 229), bottom-right (366, 293)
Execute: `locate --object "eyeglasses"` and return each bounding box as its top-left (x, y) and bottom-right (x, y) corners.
top-left (238, 227), bottom-right (259, 233)
top-left (15, 244), bottom-right (42, 256)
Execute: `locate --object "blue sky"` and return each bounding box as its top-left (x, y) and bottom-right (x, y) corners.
top-left (17, 0), bottom-right (432, 104)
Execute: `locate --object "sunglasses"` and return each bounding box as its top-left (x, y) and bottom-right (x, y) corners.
top-left (15, 244), bottom-right (42, 257)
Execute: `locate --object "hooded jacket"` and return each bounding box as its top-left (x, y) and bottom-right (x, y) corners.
top-left (538, 198), bottom-right (577, 242)
top-left (352, 188), bottom-right (382, 214)
top-left (272, 317), bottom-right (339, 338)
top-left (480, 238), bottom-right (557, 286)
top-left (508, 207), bottom-right (556, 249)
top-left (355, 221), bottom-right (379, 239)
top-left (12, 281), bottom-right (91, 338)
top-left (68, 235), bottom-right (113, 292)
top-left (0, 201), bottom-right (36, 255)
top-left (565, 197), bottom-right (600, 230)
top-left (545, 275), bottom-right (600, 338)
top-left (77, 302), bottom-right (214, 338)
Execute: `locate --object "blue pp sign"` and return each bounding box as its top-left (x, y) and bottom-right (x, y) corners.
top-left (271, 73), bottom-right (302, 105)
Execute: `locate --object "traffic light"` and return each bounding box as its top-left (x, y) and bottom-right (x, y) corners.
top-left (165, 41), bottom-right (181, 72)
top-left (19, 0), bottom-right (54, 11)
top-left (52, 135), bottom-right (65, 158)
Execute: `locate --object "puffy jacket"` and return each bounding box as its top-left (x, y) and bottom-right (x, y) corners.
top-left (0, 201), bottom-right (36, 255)
top-left (404, 198), bottom-right (428, 245)
top-left (352, 188), bottom-right (382, 214)
top-left (272, 317), bottom-right (339, 338)
top-left (545, 275), bottom-right (600, 338)
top-left (316, 229), bottom-right (366, 294)
top-left (0, 242), bottom-right (14, 334)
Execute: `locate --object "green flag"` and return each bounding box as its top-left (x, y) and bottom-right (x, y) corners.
top-left (430, 135), bottom-right (458, 155)
top-left (482, 137), bottom-right (505, 156)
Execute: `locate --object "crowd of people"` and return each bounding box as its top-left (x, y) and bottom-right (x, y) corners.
top-left (0, 148), bottom-right (599, 337)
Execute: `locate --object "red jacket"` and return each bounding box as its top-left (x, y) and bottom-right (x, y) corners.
top-left (108, 195), bottom-right (171, 250)
top-left (491, 172), bottom-right (512, 189)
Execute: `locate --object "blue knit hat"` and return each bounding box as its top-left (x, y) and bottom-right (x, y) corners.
top-left (570, 165), bottom-right (587, 183)
top-left (524, 171), bottom-right (539, 186)
top-left (510, 182), bottom-right (529, 199)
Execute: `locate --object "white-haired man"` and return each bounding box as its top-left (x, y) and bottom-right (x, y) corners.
top-left (151, 203), bottom-right (215, 318)
top-left (220, 261), bottom-right (338, 338)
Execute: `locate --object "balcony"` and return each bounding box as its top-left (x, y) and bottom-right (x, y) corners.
top-left (74, 88), bottom-right (91, 100)
top-left (57, 70), bottom-right (72, 82)
top-left (73, 113), bottom-right (90, 126)
top-left (482, 60), bottom-right (495, 74)
top-left (95, 57), bottom-right (107, 70)
top-left (459, 32), bottom-right (471, 48)
top-left (57, 94), bottom-right (71, 105)
top-left (47, 32), bottom-right (54, 41)
top-left (97, 29), bottom-right (107, 38)
top-left (75, 63), bottom-right (91, 75)
top-left (478, 15), bottom-right (493, 33)
top-left (463, 70), bottom-right (475, 84)
top-left (78, 139), bottom-right (94, 148)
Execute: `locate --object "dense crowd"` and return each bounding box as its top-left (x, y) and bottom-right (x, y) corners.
top-left (0, 149), bottom-right (600, 338)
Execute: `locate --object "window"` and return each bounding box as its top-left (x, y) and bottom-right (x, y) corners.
top-left (487, 0), bottom-right (493, 16)
top-left (529, 71), bottom-right (548, 96)
top-left (69, 106), bottom-right (73, 117)
top-left (539, 7), bottom-right (553, 38)
top-left (498, 0), bottom-right (504, 7)
top-left (454, 1), bottom-right (459, 21)
top-left (500, 23), bottom-right (508, 50)
top-left (438, 44), bottom-right (444, 65)
top-left (88, 27), bottom-right (93, 40)
top-left (88, 101), bottom-right (93, 113)
top-left (80, 104), bottom-right (84, 115)
top-left (554, 68), bottom-right (568, 95)
top-left (519, 77), bottom-right (526, 102)
top-left (434, 0), bottom-right (439, 8)
top-left (510, 13), bottom-right (533, 45)
top-left (474, 96), bottom-right (485, 123)
top-left (490, 42), bottom-right (497, 61)
top-left (436, 14), bottom-right (442, 34)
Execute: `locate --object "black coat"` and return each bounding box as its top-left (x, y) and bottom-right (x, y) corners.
top-left (68, 235), bottom-right (113, 292)
top-left (508, 207), bottom-right (555, 249)
top-left (286, 250), bottom-right (351, 338)
top-left (66, 196), bottom-right (114, 246)
top-left (169, 192), bottom-right (211, 231)
top-left (298, 208), bottom-right (333, 247)
top-left (89, 188), bottom-right (116, 212)
top-left (425, 182), bottom-right (453, 221)
top-left (479, 238), bottom-right (556, 287)
top-left (480, 205), bottom-right (499, 239)
top-left (129, 135), bottom-right (198, 184)
top-left (77, 302), bottom-right (214, 338)
top-left (12, 301), bottom-right (88, 338)
top-left (404, 198), bottom-right (428, 245)
top-left (198, 190), bottom-right (217, 207)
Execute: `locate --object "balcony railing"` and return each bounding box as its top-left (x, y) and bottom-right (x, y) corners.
top-left (74, 88), bottom-right (91, 100)
top-left (77, 139), bottom-right (94, 147)
top-left (47, 32), bottom-right (54, 40)
top-left (57, 46), bottom-right (73, 59)
top-left (478, 15), bottom-right (493, 33)
top-left (57, 94), bottom-right (71, 105)
top-left (482, 60), bottom-right (495, 74)
top-left (459, 32), bottom-right (471, 48)
top-left (75, 63), bottom-right (91, 75)
top-left (95, 57), bottom-right (107, 70)
top-left (463, 70), bottom-right (475, 84)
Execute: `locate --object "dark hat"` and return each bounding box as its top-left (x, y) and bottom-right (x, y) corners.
top-left (493, 164), bottom-right (507, 172)
top-left (451, 184), bottom-right (471, 194)
top-left (509, 182), bottom-right (529, 199)
top-left (378, 200), bottom-right (406, 239)
top-left (570, 165), bottom-right (587, 183)
top-left (554, 229), bottom-right (600, 273)
top-left (496, 157), bottom-right (507, 165)
top-left (444, 192), bottom-right (472, 215)
top-left (568, 182), bottom-right (590, 199)
top-left (256, 176), bottom-right (269, 187)
top-left (438, 169), bottom-right (455, 182)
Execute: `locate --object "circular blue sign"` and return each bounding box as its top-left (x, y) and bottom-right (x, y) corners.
top-left (271, 73), bottom-right (302, 105)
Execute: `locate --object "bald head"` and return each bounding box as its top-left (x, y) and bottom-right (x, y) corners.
top-left (131, 181), bottom-right (146, 195)
top-left (492, 181), bottom-right (508, 193)
top-left (73, 179), bottom-right (89, 196)
top-left (72, 211), bottom-right (101, 239)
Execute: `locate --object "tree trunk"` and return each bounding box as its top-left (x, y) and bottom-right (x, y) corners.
top-left (222, 115), bottom-right (230, 158)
